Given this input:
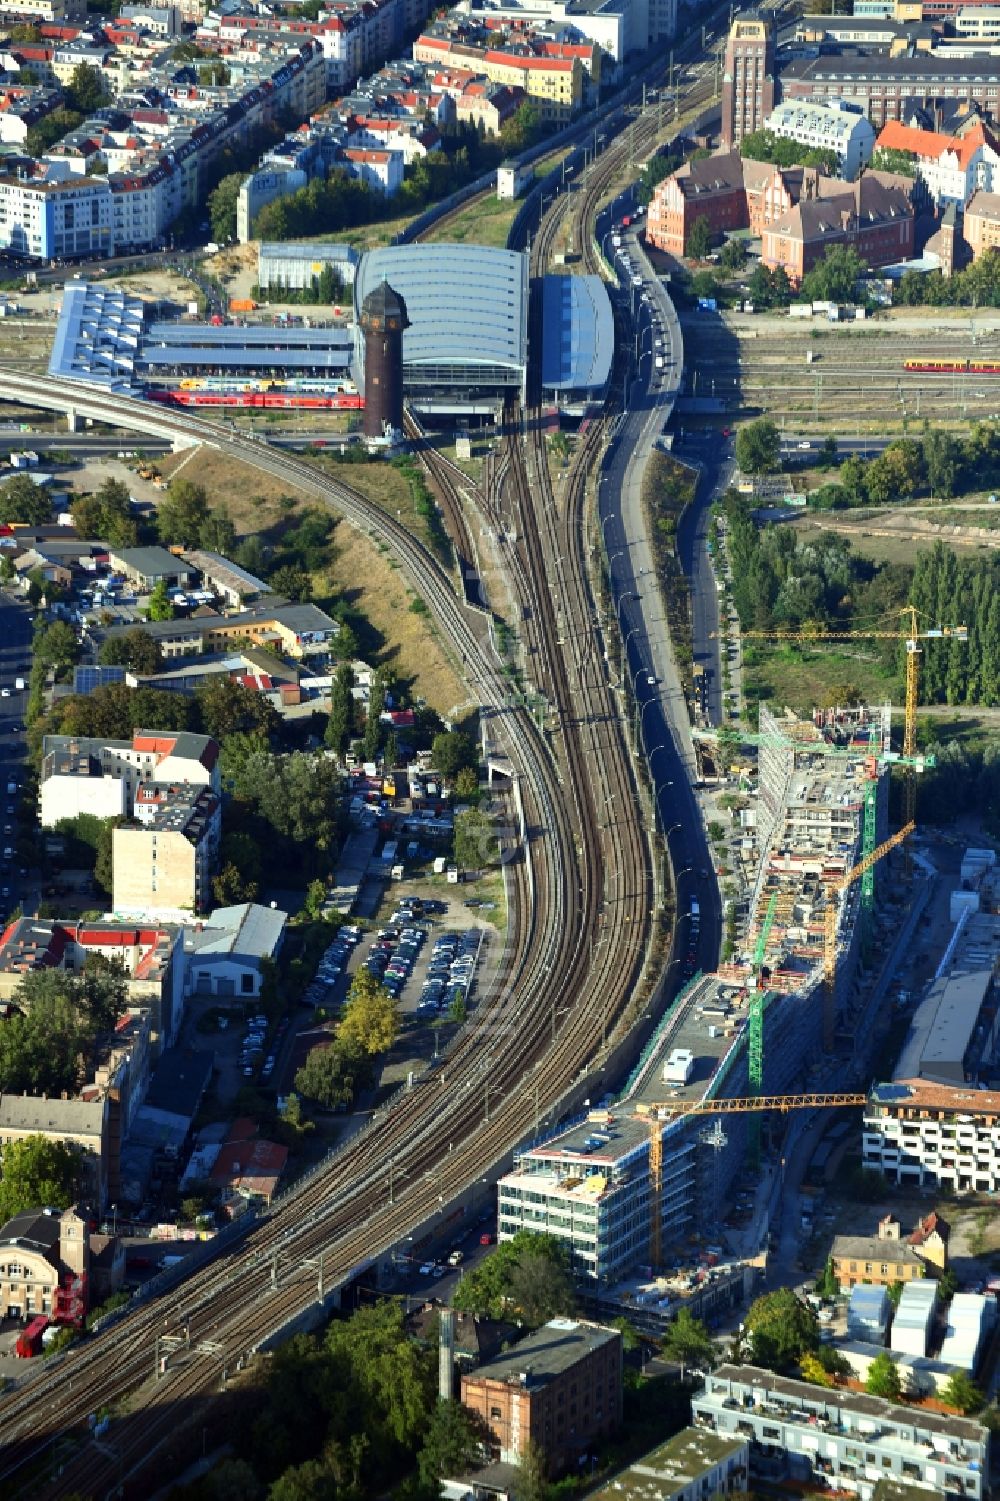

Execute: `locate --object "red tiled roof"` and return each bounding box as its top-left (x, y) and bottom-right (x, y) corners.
top-left (876, 119), bottom-right (996, 170)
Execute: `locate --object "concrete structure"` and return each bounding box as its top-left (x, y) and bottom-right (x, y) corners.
top-left (721, 14), bottom-right (776, 152)
top-left (585, 1428), bottom-right (749, 1501)
top-left (353, 244), bottom-right (529, 412)
top-left (890, 1279), bottom-right (938, 1357)
top-left (765, 99), bottom-right (875, 179)
top-left (874, 120), bottom-right (1000, 208)
top-left (113, 784), bottom-right (221, 920)
top-left (184, 902), bottom-right (287, 998)
top-left (0, 1205), bottom-right (89, 1323)
top-left (460, 1319), bottom-right (622, 1475)
top-left (257, 241), bottom-right (358, 292)
top-left (847, 1283), bottom-right (891, 1344)
top-left (694, 1363), bottom-right (988, 1498)
top-left (359, 278), bottom-right (409, 440)
top-left (39, 728), bottom-right (220, 828)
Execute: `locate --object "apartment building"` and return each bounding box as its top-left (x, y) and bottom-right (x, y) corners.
top-left (413, 32), bottom-right (584, 120)
top-left (721, 15), bottom-right (775, 151)
top-left (963, 187), bottom-right (1000, 258)
top-left (0, 173), bottom-right (112, 260)
top-left (874, 120), bottom-right (1000, 207)
top-left (0, 916), bottom-right (185, 1053)
top-left (586, 1429), bottom-right (749, 1501)
top-left (0, 1095), bottom-right (109, 1206)
top-left (692, 1364), bottom-right (989, 1499)
top-left (113, 784), bottom-right (222, 920)
top-left (765, 99), bottom-right (875, 179)
top-left (40, 729), bottom-right (220, 828)
top-left (460, 1320), bottom-right (622, 1475)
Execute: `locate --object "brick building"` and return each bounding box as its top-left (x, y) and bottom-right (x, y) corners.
top-left (721, 14), bottom-right (775, 151)
top-left (460, 1319), bottom-right (622, 1476)
top-left (761, 170), bottom-right (913, 282)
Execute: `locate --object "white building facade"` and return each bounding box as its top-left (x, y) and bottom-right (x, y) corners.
top-left (764, 98), bottom-right (875, 179)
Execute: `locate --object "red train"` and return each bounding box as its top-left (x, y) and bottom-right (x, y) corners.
top-left (146, 389), bottom-right (364, 410)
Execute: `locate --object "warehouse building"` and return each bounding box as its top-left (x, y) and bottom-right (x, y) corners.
top-left (352, 244), bottom-right (529, 414)
top-left (692, 1364), bottom-right (990, 1499)
top-left (939, 1293), bottom-right (993, 1371)
top-left (890, 1280), bottom-right (938, 1358)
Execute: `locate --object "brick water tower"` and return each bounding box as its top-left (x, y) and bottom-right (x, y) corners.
top-left (360, 279), bottom-right (409, 440)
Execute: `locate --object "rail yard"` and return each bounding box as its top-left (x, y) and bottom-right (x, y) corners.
top-left (0, 17), bottom-right (724, 1496)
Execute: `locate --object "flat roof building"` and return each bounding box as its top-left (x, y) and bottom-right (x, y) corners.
top-left (540, 273), bottom-right (614, 408)
top-left (585, 1428), bottom-right (749, 1501)
top-left (257, 241), bottom-right (358, 290)
top-left (353, 243), bottom-right (529, 413)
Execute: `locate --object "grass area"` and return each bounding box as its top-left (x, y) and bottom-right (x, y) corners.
top-left (423, 194), bottom-right (521, 249)
top-left (154, 445), bottom-right (464, 713)
top-left (743, 643), bottom-right (901, 720)
top-left (790, 515), bottom-right (999, 567)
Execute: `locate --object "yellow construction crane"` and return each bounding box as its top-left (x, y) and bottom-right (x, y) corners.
top-left (743, 606), bottom-right (967, 828)
top-left (822, 820), bottom-right (914, 1051)
top-left (641, 1091), bottom-right (868, 1267)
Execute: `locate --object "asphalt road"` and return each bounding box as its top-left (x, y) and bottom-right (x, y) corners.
top-left (595, 194), bottom-right (722, 979)
top-left (0, 591), bottom-right (33, 916)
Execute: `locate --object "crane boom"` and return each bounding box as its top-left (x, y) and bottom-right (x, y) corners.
top-left (638, 1091), bottom-right (868, 1120)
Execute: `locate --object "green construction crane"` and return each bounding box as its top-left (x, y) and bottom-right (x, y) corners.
top-left (752, 890), bottom-right (779, 973)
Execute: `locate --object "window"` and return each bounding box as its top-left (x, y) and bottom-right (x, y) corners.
top-left (240, 974), bottom-right (255, 995)
top-left (490, 1407), bottom-right (501, 1420)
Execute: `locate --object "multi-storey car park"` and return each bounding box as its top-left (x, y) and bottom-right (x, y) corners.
top-left (497, 705), bottom-right (893, 1287)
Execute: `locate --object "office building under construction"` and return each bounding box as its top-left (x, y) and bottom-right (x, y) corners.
top-left (497, 703), bottom-right (897, 1285)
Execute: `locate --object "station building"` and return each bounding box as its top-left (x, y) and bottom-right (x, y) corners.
top-left (539, 273), bottom-right (614, 413)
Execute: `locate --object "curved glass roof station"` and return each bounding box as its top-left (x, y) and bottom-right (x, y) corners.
top-left (353, 244), bottom-right (529, 403)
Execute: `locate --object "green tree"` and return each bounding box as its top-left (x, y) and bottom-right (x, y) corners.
top-left (454, 765), bottom-right (479, 801)
top-left (886, 1279), bottom-right (904, 1308)
top-left (941, 1369), bottom-right (984, 1414)
top-left (686, 214), bottom-right (713, 260)
top-left (936, 1266), bottom-right (959, 1300)
top-left (362, 670), bottom-right (387, 762)
top-left (454, 1231), bottom-right (573, 1323)
top-left (66, 62), bottom-right (106, 113)
top-left (196, 677), bottom-right (278, 741)
top-left (747, 263), bottom-right (792, 310)
top-left (454, 807), bottom-right (497, 870)
top-left (294, 1039), bottom-right (370, 1110)
top-left (866, 1351), bottom-right (902, 1399)
top-left (94, 816), bottom-right (118, 897)
top-left (34, 620), bottom-right (79, 678)
top-left (662, 1307), bottom-right (715, 1379)
top-left (325, 663), bottom-right (354, 755)
top-left (270, 564), bottom-right (313, 603)
top-left (924, 430), bottom-right (960, 499)
top-left (98, 627), bottom-right (163, 675)
top-left (720, 237), bottom-right (748, 271)
top-left (339, 970), bottom-right (399, 1056)
top-left (157, 478), bottom-right (209, 547)
top-left (0, 1135), bottom-right (80, 1224)
top-left (506, 1246), bottom-right (577, 1327)
top-left (146, 580), bottom-right (174, 622)
top-left (815, 1257), bottom-right (839, 1299)
top-left (431, 730), bottom-right (476, 777)
top-left (208, 171), bottom-right (243, 243)
top-left (744, 1289), bottom-right (819, 1370)
top-left (800, 1350), bottom-right (834, 1387)
top-left (735, 418), bottom-right (780, 475)
top-left (517, 1439), bottom-right (548, 1501)
top-left (72, 478), bottom-right (138, 548)
top-left (870, 146), bottom-right (917, 177)
top-left (0, 474), bottom-right (52, 525)
top-left (26, 107), bottom-right (84, 158)
top-left (801, 244), bottom-right (866, 304)
top-left (199, 507), bottom-right (237, 556)
top-left (212, 861), bottom-right (258, 906)
top-left (417, 1399), bottom-right (486, 1489)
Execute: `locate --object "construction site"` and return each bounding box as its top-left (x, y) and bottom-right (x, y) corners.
top-left (496, 699), bottom-right (924, 1294)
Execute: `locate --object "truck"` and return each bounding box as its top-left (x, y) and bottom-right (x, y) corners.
top-left (14, 676), bottom-right (24, 691)
top-left (15, 1315), bottom-right (49, 1357)
top-left (690, 898), bottom-right (700, 919)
